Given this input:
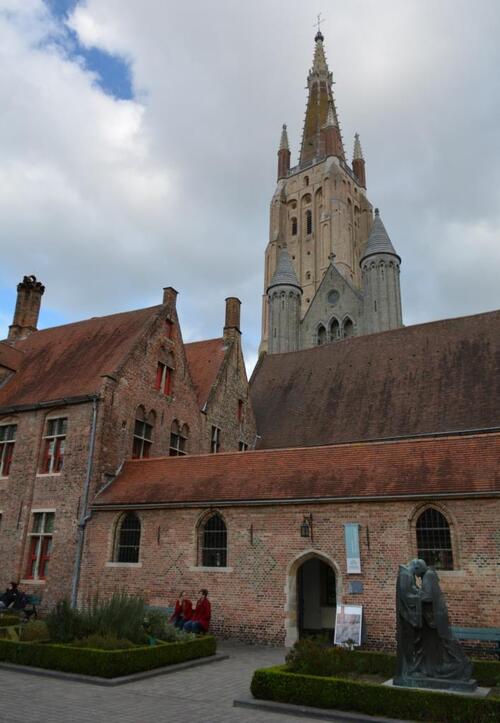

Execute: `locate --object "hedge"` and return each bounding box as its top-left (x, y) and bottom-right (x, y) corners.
top-left (289, 647), bottom-right (500, 688)
top-left (0, 615), bottom-right (21, 628)
top-left (0, 635), bottom-right (216, 678)
top-left (251, 666), bottom-right (500, 723)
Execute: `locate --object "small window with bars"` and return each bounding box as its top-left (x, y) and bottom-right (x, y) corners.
top-left (155, 361), bottom-right (173, 396)
top-left (210, 426), bottom-right (221, 454)
top-left (40, 418), bottom-right (67, 474)
top-left (416, 507), bottom-right (454, 570)
top-left (201, 513), bottom-right (227, 567)
top-left (132, 419), bottom-right (153, 459)
top-left (115, 512), bottom-right (141, 563)
top-left (0, 424), bottom-right (16, 477)
top-left (26, 511), bottom-right (54, 580)
top-left (170, 420), bottom-right (188, 456)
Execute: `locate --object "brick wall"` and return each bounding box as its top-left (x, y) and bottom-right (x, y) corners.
top-left (79, 496), bottom-right (499, 650)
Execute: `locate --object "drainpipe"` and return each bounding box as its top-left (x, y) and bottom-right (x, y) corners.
top-left (70, 395), bottom-right (99, 608)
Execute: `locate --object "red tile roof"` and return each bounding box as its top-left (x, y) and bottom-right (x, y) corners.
top-left (250, 311), bottom-right (500, 449)
top-left (184, 338), bottom-right (226, 408)
top-left (0, 306), bottom-right (162, 408)
top-left (93, 432), bottom-right (500, 507)
top-left (0, 342), bottom-right (24, 373)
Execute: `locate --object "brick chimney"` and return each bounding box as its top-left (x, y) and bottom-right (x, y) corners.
top-left (162, 286), bottom-right (178, 307)
top-left (8, 275), bottom-right (45, 342)
top-left (224, 297), bottom-right (241, 342)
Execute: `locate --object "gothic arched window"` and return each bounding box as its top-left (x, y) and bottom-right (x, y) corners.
top-left (115, 512), bottom-right (141, 563)
top-left (343, 318), bottom-right (354, 338)
top-left (317, 324), bottom-right (327, 345)
top-left (200, 513), bottom-right (227, 567)
top-left (132, 407), bottom-right (154, 459)
top-left (330, 318), bottom-right (340, 340)
top-left (291, 217), bottom-right (297, 236)
top-left (416, 508), bottom-right (454, 570)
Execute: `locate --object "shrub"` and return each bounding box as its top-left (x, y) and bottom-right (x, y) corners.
top-left (0, 635), bottom-right (217, 678)
top-left (20, 621), bottom-right (49, 642)
top-left (45, 600), bottom-right (83, 643)
top-left (251, 666), bottom-right (500, 723)
top-left (0, 614), bottom-right (21, 628)
top-left (80, 592), bottom-right (147, 644)
top-left (70, 634), bottom-right (137, 650)
top-left (144, 610), bottom-right (195, 643)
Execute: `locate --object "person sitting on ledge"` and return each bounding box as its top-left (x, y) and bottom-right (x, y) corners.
top-left (0, 582), bottom-right (20, 610)
top-left (183, 589), bottom-right (211, 634)
top-left (169, 590), bottom-right (193, 629)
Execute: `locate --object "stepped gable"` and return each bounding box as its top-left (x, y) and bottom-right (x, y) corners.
top-left (184, 337), bottom-right (226, 408)
top-left (0, 306), bottom-right (162, 408)
top-left (250, 310), bottom-right (500, 449)
top-left (93, 432), bottom-right (500, 508)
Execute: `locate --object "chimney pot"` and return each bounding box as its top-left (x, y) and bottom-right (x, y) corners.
top-left (224, 297), bottom-right (241, 333)
top-left (8, 275), bottom-right (45, 342)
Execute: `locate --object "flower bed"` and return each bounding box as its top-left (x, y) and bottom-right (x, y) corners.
top-left (0, 635), bottom-right (216, 678)
top-left (250, 665), bottom-right (500, 723)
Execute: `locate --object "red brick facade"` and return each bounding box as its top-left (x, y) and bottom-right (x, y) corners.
top-left (79, 495), bottom-right (499, 648)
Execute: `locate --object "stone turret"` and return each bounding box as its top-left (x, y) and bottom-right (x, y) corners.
top-left (277, 124), bottom-right (291, 180)
top-left (267, 247), bottom-right (302, 353)
top-left (352, 133), bottom-right (366, 188)
top-left (361, 210), bottom-right (403, 334)
top-left (8, 275), bottom-right (45, 342)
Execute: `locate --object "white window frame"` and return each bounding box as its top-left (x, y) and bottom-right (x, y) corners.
top-left (0, 423), bottom-right (17, 478)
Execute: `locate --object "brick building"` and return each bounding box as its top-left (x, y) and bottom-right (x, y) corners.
top-left (0, 279), bottom-right (255, 607)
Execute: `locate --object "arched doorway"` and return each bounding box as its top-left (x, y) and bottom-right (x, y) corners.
top-left (296, 557), bottom-right (336, 638)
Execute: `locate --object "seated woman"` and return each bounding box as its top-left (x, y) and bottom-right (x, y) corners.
top-left (169, 591), bottom-right (193, 629)
top-left (184, 589), bottom-right (211, 634)
top-left (0, 582), bottom-right (20, 610)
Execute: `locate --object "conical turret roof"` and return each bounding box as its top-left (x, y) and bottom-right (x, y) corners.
top-left (361, 209), bottom-right (400, 261)
top-left (268, 247), bottom-right (302, 291)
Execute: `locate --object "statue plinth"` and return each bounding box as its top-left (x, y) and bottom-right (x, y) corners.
top-left (393, 676), bottom-right (477, 694)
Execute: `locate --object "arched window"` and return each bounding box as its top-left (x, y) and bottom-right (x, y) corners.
top-left (291, 217), bottom-right (297, 236)
top-left (330, 318), bottom-right (340, 341)
top-left (416, 508), bottom-right (454, 570)
top-left (317, 325), bottom-right (327, 345)
top-left (343, 318), bottom-right (354, 338)
top-left (170, 420), bottom-right (188, 456)
top-left (200, 513), bottom-right (227, 567)
top-left (304, 175), bottom-right (309, 186)
top-left (306, 210), bottom-right (312, 235)
top-left (115, 512), bottom-right (141, 563)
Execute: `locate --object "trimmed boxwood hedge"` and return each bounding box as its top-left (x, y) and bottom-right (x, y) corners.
top-left (288, 647), bottom-right (500, 688)
top-left (251, 666), bottom-right (500, 723)
top-left (0, 635), bottom-right (216, 678)
top-left (0, 615), bottom-right (21, 628)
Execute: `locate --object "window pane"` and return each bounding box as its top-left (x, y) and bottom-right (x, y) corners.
top-left (117, 513), bottom-right (141, 562)
top-left (202, 514), bottom-right (227, 567)
top-left (134, 420), bottom-right (144, 437)
top-left (44, 513), bottom-right (55, 533)
top-left (416, 508), bottom-right (453, 570)
top-left (32, 513), bottom-right (43, 533)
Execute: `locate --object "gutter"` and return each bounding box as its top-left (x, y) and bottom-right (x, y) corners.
top-left (91, 489), bottom-right (499, 512)
top-left (70, 395), bottom-right (99, 608)
top-left (0, 394), bottom-right (98, 415)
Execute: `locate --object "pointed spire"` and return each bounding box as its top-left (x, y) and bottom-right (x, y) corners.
top-left (267, 247), bottom-right (302, 291)
top-left (352, 132), bottom-right (366, 187)
top-left (279, 123), bottom-right (289, 151)
top-left (300, 32), bottom-right (344, 165)
top-left (353, 132), bottom-right (363, 160)
top-left (361, 209), bottom-right (400, 261)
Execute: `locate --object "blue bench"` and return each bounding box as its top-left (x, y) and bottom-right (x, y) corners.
top-left (451, 626), bottom-right (500, 659)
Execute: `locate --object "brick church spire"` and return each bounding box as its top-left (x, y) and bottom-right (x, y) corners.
top-left (300, 30), bottom-right (345, 166)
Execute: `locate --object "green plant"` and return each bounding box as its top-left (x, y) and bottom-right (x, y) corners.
top-left (251, 666), bottom-right (500, 723)
top-left (143, 610), bottom-right (195, 643)
top-left (80, 592), bottom-right (147, 644)
top-left (0, 635), bottom-right (217, 678)
top-left (20, 620), bottom-right (49, 642)
top-left (70, 634), bottom-right (137, 650)
top-left (45, 600), bottom-right (83, 643)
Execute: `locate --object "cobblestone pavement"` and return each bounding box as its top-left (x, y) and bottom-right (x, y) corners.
top-left (0, 641), bottom-right (336, 723)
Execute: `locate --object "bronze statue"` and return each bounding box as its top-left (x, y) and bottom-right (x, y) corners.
top-left (395, 559), bottom-right (475, 691)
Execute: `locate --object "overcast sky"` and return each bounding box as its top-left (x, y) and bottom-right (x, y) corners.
top-left (1, 0), bottom-right (499, 372)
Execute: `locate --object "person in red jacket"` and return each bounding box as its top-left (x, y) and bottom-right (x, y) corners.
top-left (183, 589), bottom-right (211, 634)
top-left (169, 591), bottom-right (193, 629)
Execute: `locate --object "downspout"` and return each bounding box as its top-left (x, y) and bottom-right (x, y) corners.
top-left (70, 395), bottom-right (99, 608)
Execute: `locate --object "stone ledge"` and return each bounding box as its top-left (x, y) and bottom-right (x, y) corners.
top-left (233, 696), bottom-right (408, 723)
top-left (0, 652), bottom-right (229, 687)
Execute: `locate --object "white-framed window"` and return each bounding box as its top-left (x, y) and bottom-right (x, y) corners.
top-left (25, 511), bottom-right (54, 580)
top-left (40, 418), bottom-right (67, 474)
top-left (114, 512), bottom-right (141, 563)
top-left (0, 424), bottom-right (16, 477)
top-left (170, 420), bottom-right (188, 456)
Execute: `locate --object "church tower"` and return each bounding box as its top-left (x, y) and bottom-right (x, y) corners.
top-left (267, 246), bottom-right (302, 353)
top-left (260, 30), bottom-right (374, 353)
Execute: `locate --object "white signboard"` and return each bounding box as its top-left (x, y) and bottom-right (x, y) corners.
top-left (334, 604), bottom-right (363, 647)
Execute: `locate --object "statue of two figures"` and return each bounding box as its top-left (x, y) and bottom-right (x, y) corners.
top-left (395, 559), bottom-right (476, 692)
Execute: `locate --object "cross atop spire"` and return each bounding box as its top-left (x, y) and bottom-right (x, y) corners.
top-left (314, 12), bottom-right (324, 41)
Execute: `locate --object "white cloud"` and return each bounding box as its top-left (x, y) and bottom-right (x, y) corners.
top-left (1, 0), bottom-right (500, 373)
